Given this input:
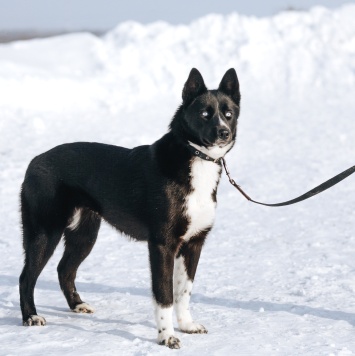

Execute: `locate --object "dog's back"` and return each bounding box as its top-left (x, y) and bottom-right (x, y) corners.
top-left (22, 142), bottom-right (154, 238)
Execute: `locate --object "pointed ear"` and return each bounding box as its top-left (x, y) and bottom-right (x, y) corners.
top-left (182, 68), bottom-right (208, 106)
top-left (218, 68), bottom-right (240, 105)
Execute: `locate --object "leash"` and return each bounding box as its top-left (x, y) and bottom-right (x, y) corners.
top-left (187, 144), bottom-right (355, 207)
top-left (220, 158), bottom-right (355, 207)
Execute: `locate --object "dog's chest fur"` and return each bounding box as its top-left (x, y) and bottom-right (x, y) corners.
top-left (182, 158), bottom-right (221, 241)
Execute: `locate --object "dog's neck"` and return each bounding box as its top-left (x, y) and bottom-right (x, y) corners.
top-left (188, 141), bottom-right (234, 161)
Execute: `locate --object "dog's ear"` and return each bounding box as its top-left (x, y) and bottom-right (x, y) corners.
top-left (218, 68), bottom-right (240, 105)
top-left (182, 68), bottom-right (207, 106)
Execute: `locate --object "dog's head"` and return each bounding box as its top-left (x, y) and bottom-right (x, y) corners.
top-left (171, 68), bottom-right (240, 157)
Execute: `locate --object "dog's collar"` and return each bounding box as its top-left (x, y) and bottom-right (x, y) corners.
top-left (186, 143), bottom-right (222, 163)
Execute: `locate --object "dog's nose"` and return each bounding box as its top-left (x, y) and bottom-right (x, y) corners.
top-left (218, 129), bottom-right (230, 141)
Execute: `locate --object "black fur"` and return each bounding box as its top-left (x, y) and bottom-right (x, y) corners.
top-left (19, 68), bottom-right (240, 347)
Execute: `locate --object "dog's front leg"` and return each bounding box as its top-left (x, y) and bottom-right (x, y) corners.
top-left (148, 241), bottom-right (181, 349)
top-left (174, 235), bottom-right (208, 334)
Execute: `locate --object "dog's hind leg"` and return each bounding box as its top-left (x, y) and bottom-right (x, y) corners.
top-left (148, 240), bottom-right (181, 349)
top-left (19, 183), bottom-right (68, 326)
top-left (58, 208), bottom-right (101, 313)
top-left (174, 231), bottom-right (208, 334)
top-left (20, 232), bottom-right (63, 326)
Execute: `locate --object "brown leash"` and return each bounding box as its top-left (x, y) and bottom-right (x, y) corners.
top-left (186, 144), bottom-right (355, 207)
top-left (220, 157), bottom-right (355, 207)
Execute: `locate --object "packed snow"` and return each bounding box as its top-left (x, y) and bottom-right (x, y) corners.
top-left (1, 4), bottom-right (355, 355)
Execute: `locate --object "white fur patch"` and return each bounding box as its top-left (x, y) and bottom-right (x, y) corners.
top-left (153, 301), bottom-right (176, 344)
top-left (174, 256), bottom-right (193, 326)
top-left (173, 256), bottom-right (208, 333)
top-left (182, 156), bottom-right (220, 241)
top-left (182, 141), bottom-right (235, 241)
top-left (218, 115), bottom-right (229, 128)
top-left (68, 208), bottom-right (82, 230)
top-left (72, 302), bottom-right (94, 313)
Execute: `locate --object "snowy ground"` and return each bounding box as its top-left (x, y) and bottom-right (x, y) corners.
top-left (1, 4), bottom-right (355, 355)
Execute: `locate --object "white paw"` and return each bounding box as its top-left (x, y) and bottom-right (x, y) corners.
top-left (158, 335), bottom-right (181, 349)
top-left (179, 321), bottom-right (208, 334)
top-left (23, 315), bottom-right (46, 326)
top-left (72, 302), bottom-right (95, 313)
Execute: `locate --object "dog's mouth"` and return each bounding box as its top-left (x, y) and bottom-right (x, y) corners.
top-left (214, 138), bottom-right (233, 148)
top-left (200, 138), bottom-right (232, 149)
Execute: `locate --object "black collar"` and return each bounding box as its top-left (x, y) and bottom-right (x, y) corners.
top-left (186, 143), bottom-right (221, 163)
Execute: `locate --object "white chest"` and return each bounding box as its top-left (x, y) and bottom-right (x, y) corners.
top-left (182, 158), bottom-right (221, 241)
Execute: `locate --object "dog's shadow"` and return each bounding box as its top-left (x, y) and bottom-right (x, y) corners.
top-left (48, 321), bottom-right (156, 343)
top-left (2, 274), bottom-right (355, 331)
top-left (193, 293), bottom-right (355, 326)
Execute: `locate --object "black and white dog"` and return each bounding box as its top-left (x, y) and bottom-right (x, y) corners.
top-left (19, 68), bottom-right (240, 349)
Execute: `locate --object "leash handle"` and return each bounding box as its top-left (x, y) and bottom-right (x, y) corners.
top-left (220, 157), bottom-right (355, 207)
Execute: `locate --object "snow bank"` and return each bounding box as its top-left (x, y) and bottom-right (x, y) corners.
top-left (1, 5), bottom-right (355, 355)
top-left (0, 4), bottom-right (354, 112)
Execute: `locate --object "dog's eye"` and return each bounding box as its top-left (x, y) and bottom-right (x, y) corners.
top-left (225, 111), bottom-right (233, 119)
top-left (201, 111), bottom-right (209, 118)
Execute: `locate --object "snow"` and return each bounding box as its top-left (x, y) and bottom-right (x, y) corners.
top-left (1, 4), bottom-right (355, 355)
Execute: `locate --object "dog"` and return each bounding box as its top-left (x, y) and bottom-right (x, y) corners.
top-left (19, 68), bottom-right (240, 349)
